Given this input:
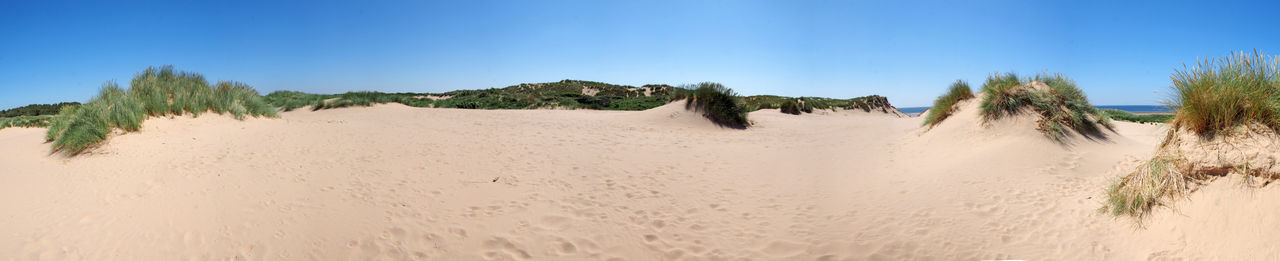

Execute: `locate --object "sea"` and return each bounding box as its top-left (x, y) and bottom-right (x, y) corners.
top-left (898, 105), bottom-right (1173, 116)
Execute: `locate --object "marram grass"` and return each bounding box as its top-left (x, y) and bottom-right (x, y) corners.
top-left (45, 66), bottom-right (277, 155)
top-left (978, 72), bottom-right (1110, 141)
top-left (922, 79), bottom-right (974, 127)
top-left (1103, 51), bottom-right (1280, 218)
top-left (1169, 50), bottom-right (1280, 135)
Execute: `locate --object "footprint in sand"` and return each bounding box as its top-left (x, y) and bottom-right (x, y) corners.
top-left (481, 237), bottom-right (532, 260)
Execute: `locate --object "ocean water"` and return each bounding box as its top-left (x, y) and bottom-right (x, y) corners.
top-left (897, 105), bottom-right (1173, 115)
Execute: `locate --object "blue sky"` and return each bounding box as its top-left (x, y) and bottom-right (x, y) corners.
top-left (1, 0), bottom-right (1277, 109)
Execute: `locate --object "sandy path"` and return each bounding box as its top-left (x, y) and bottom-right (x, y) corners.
top-left (1, 102), bottom-right (1278, 260)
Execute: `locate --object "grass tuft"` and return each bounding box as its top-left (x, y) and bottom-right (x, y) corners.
top-left (1104, 51), bottom-right (1280, 218)
top-left (1169, 50), bottom-right (1280, 135)
top-left (922, 79), bottom-right (975, 127)
top-left (978, 72), bottom-right (1109, 141)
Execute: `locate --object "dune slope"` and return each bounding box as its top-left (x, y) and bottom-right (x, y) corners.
top-left (1, 102), bottom-right (1278, 260)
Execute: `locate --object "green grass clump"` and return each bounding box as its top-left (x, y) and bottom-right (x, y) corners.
top-left (1169, 50), bottom-right (1280, 135)
top-left (45, 66), bottom-right (277, 155)
top-left (978, 72), bottom-right (1110, 141)
top-left (923, 79), bottom-right (975, 127)
top-left (1097, 109), bottom-right (1174, 124)
top-left (129, 66), bottom-right (278, 118)
top-left (683, 82), bottom-right (749, 128)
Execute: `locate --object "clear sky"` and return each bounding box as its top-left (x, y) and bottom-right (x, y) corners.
top-left (1, 0), bottom-right (1277, 109)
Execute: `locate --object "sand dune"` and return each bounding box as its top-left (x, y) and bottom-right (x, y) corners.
top-left (2, 101), bottom-right (1279, 260)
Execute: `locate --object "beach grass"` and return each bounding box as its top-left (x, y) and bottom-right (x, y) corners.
top-left (922, 79), bottom-right (974, 127)
top-left (1104, 51), bottom-right (1280, 218)
top-left (684, 82), bottom-right (750, 128)
top-left (1169, 50), bottom-right (1280, 135)
top-left (978, 72), bottom-right (1109, 141)
top-left (45, 66), bottom-right (277, 155)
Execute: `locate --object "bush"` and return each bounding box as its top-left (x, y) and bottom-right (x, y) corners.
top-left (780, 100), bottom-right (802, 115)
top-left (978, 72), bottom-right (1109, 141)
top-left (923, 79), bottom-right (974, 127)
top-left (683, 82), bottom-right (749, 128)
top-left (1169, 50), bottom-right (1280, 135)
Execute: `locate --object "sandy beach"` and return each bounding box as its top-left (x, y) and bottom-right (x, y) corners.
top-left (4, 99), bottom-right (1278, 260)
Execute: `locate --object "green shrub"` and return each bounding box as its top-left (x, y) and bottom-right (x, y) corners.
top-left (684, 82), bottom-right (749, 128)
top-left (780, 100), bottom-right (802, 115)
top-left (1169, 50), bottom-right (1280, 135)
top-left (923, 79), bottom-right (975, 127)
top-left (978, 72), bottom-right (1109, 141)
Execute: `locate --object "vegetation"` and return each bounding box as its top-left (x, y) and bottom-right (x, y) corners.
top-left (978, 72), bottom-right (1110, 141)
top-left (1168, 50), bottom-right (1280, 135)
top-left (742, 95), bottom-right (894, 114)
top-left (1104, 51), bottom-right (1280, 218)
top-left (778, 100), bottom-right (810, 115)
top-left (0, 102), bottom-right (80, 118)
top-left (1103, 156), bottom-right (1181, 217)
top-left (44, 66), bottom-right (277, 155)
top-left (0, 115), bottom-right (53, 129)
top-left (683, 82), bottom-right (750, 128)
top-left (1097, 109), bottom-right (1174, 124)
top-left (265, 80), bottom-right (679, 111)
top-left (922, 80), bottom-right (975, 127)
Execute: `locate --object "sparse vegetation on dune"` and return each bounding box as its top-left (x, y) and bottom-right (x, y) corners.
top-left (267, 80), bottom-right (678, 111)
top-left (742, 95), bottom-right (894, 114)
top-left (1104, 51), bottom-right (1280, 218)
top-left (683, 82), bottom-right (750, 128)
top-left (44, 66), bottom-right (277, 156)
top-left (978, 72), bottom-right (1110, 141)
top-left (1097, 109), bottom-right (1173, 124)
top-left (922, 80), bottom-right (974, 127)
top-left (0, 115), bottom-right (53, 129)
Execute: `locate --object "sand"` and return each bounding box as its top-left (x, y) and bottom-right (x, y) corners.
top-left (2, 100), bottom-right (1279, 260)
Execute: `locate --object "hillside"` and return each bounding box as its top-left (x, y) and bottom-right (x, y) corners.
top-left (265, 80), bottom-right (903, 115)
